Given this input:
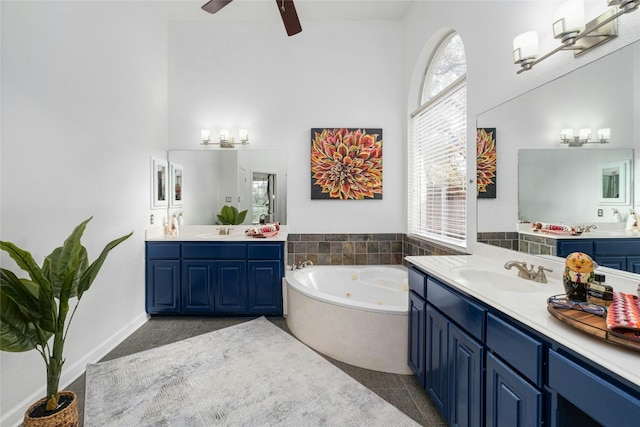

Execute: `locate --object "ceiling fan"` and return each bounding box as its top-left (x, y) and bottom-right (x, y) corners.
top-left (201, 0), bottom-right (302, 36)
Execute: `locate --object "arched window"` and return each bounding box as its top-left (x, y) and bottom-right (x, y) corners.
top-left (408, 32), bottom-right (467, 248)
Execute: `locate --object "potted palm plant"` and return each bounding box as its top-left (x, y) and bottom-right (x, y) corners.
top-left (216, 204), bottom-right (247, 225)
top-left (0, 217), bottom-right (132, 426)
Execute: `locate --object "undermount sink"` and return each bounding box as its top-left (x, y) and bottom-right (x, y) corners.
top-left (453, 268), bottom-right (543, 293)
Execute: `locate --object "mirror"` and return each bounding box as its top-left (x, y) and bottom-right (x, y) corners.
top-left (477, 39), bottom-right (638, 233)
top-left (167, 149), bottom-right (287, 225)
top-left (518, 149), bottom-right (633, 224)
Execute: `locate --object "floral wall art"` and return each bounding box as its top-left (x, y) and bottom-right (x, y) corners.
top-left (310, 128), bottom-right (383, 200)
top-left (477, 127), bottom-right (497, 199)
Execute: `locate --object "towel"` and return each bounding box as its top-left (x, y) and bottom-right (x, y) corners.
top-left (606, 291), bottom-right (640, 339)
top-left (532, 222), bottom-right (578, 236)
top-left (245, 223), bottom-right (280, 238)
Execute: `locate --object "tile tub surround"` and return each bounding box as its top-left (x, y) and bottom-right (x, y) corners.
top-left (287, 233), bottom-right (404, 266)
top-left (286, 233), bottom-right (464, 267)
top-left (477, 231), bottom-right (519, 251)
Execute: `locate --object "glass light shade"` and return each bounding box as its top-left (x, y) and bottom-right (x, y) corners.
top-left (597, 128), bottom-right (611, 141)
top-left (239, 129), bottom-right (249, 142)
top-left (553, 0), bottom-right (586, 37)
top-left (201, 129), bottom-right (211, 142)
top-left (561, 128), bottom-right (574, 140)
top-left (579, 128), bottom-right (592, 141)
top-left (220, 129), bottom-right (230, 141)
top-left (513, 31), bottom-right (539, 62)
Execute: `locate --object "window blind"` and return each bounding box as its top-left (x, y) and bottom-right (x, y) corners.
top-left (408, 81), bottom-right (467, 247)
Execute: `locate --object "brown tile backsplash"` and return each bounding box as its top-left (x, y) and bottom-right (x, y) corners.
top-left (286, 233), bottom-right (464, 267)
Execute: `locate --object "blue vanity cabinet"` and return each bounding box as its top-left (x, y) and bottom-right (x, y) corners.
top-left (548, 349), bottom-right (640, 426)
top-left (247, 242), bottom-right (284, 314)
top-left (557, 238), bottom-right (640, 273)
top-left (145, 243), bottom-right (181, 313)
top-left (485, 314), bottom-right (543, 427)
top-left (408, 291), bottom-right (427, 387)
top-left (146, 241), bottom-right (284, 315)
top-left (425, 277), bottom-right (486, 427)
top-left (408, 266), bottom-right (427, 387)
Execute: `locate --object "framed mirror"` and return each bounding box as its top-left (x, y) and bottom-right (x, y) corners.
top-left (598, 160), bottom-right (630, 205)
top-left (477, 40), bottom-right (638, 232)
top-left (167, 149), bottom-right (287, 225)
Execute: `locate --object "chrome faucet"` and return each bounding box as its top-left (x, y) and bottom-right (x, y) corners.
top-left (576, 224), bottom-right (597, 233)
top-left (504, 261), bottom-right (553, 283)
top-left (289, 260), bottom-right (314, 270)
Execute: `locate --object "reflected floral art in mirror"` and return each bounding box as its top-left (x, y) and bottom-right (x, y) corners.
top-left (477, 127), bottom-right (497, 199)
top-left (310, 128), bottom-right (383, 200)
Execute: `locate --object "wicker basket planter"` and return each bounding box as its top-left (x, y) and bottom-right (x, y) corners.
top-left (23, 391), bottom-right (78, 427)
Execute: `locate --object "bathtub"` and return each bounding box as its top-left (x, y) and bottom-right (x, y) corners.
top-left (285, 265), bottom-right (411, 375)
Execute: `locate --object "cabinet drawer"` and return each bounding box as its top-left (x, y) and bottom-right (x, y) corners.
top-left (548, 349), bottom-right (640, 426)
top-left (428, 278), bottom-right (485, 341)
top-left (557, 240), bottom-right (593, 257)
top-left (594, 239), bottom-right (640, 256)
top-left (182, 243), bottom-right (246, 259)
top-left (146, 243), bottom-right (181, 259)
top-left (487, 313), bottom-right (543, 387)
top-left (408, 266), bottom-right (427, 299)
top-left (247, 243), bottom-right (283, 260)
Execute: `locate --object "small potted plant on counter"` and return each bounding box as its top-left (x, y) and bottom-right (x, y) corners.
top-left (0, 217), bottom-right (132, 426)
top-left (216, 204), bottom-right (247, 225)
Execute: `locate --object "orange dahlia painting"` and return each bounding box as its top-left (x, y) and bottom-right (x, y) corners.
top-left (477, 127), bottom-right (497, 199)
top-left (311, 128), bottom-right (383, 200)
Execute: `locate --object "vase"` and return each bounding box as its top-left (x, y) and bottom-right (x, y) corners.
top-left (23, 391), bottom-right (78, 427)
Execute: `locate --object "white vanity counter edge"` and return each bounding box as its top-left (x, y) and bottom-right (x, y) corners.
top-left (406, 243), bottom-right (640, 388)
top-left (145, 224), bottom-right (289, 242)
top-left (518, 222), bottom-right (640, 239)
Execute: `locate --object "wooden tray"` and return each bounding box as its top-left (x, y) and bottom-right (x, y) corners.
top-left (547, 303), bottom-right (640, 352)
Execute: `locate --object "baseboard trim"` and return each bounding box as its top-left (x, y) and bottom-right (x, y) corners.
top-left (1, 312), bottom-right (148, 427)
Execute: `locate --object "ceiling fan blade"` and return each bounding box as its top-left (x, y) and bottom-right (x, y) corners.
top-left (201, 0), bottom-right (234, 14)
top-left (275, 0), bottom-right (302, 36)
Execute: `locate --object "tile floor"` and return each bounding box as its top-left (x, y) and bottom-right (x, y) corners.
top-left (67, 316), bottom-right (446, 426)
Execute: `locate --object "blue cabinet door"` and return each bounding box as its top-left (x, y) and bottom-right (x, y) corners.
top-left (213, 260), bottom-right (246, 313)
top-left (247, 260), bottom-right (282, 314)
top-left (628, 256), bottom-right (640, 273)
top-left (595, 256), bottom-right (627, 271)
top-left (449, 323), bottom-right (483, 427)
top-left (408, 291), bottom-right (426, 387)
top-left (146, 260), bottom-right (180, 313)
top-left (426, 305), bottom-right (449, 420)
top-left (182, 260), bottom-right (215, 313)
top-left (486, 352), bottom-right (542, 427)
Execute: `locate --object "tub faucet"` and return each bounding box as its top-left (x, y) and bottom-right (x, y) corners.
top-left (504, 261), bottom-right (552, 283)
top-left (298, 260), bottom-right (314, 269)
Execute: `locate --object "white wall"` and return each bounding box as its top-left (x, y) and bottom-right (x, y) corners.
top-left (167, 18), bottom-right (405, 233)
top-left (0, 2), bottom-right (168, 426)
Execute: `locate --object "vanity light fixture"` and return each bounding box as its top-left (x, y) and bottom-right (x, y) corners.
top-left (560, 127), bottom-right (611, 146)
top-left (239, 129), bottom-right (249, 144)
top-left (514, 0), bottom-right (639, 74)
top-left (201, 129), bottom-right (211, 145)
top-left (219, 129), bottom-right (235, 148)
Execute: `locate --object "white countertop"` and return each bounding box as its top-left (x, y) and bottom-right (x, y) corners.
top-left (145, 225), bottom-right (289, 242)
top-left (406, 243), bottom-right (640, 388)
top-left (518, 222), bottom-right (640, 239)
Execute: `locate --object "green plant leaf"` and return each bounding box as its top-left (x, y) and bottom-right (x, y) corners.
top-left (0, 243), bottom-right (57, 333)
top-left (0, 270), bottom-right (47, 352)
top-left (44, 246), bottom-right (88, 299)
top-left (76, 231), bottom-right (133, 299)
top-left (235, 209), bottom-right (247, 224)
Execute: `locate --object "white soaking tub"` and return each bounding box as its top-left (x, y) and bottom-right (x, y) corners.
top-left (285, 265), bottom-right (411, 374)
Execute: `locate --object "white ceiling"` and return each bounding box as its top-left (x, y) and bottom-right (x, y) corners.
top-left (164, 0), bottom-right (414, 22)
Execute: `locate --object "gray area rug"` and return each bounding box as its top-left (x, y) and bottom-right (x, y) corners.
top-left (84, 317), bottom-right (419, 426)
